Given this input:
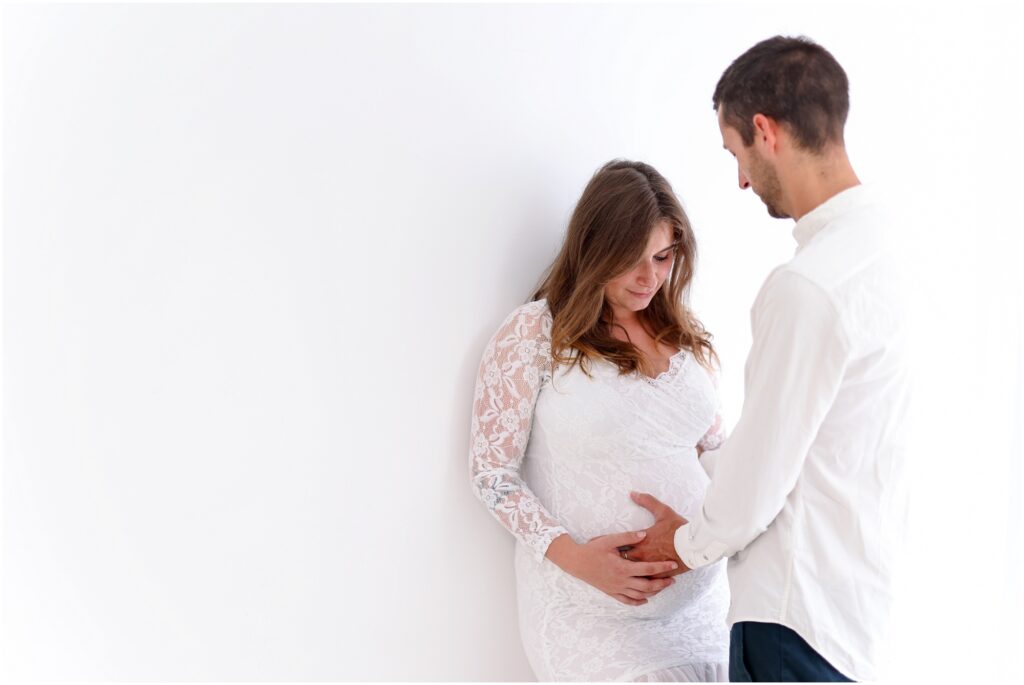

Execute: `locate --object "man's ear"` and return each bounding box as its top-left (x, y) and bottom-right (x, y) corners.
top-left (751, 113), bottom-right (780, 155)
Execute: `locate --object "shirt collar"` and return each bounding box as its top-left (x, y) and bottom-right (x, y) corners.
top-left (792, 183), bottom-right (874, 250)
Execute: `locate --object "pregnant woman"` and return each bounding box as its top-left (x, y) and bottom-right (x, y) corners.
top-left (469, 160), bottom-right (729, 682)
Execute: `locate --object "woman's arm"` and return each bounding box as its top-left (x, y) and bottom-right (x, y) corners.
top-left (469, 302), bottom-right (677, 605)
top-left (468, 303), bottom-right (567, 560)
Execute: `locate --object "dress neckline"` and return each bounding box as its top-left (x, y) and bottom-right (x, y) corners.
top-left (641, 348), bottom-right (687, 384)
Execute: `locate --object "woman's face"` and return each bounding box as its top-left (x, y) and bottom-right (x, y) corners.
top-left (604, 220), bottom-right (676, 320)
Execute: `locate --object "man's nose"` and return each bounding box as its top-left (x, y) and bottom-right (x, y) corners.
top-left (738, 167), bottom-right (751, 190)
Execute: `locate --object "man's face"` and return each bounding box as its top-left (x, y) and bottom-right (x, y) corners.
top-left (718, 108), bottom-right (789, 219)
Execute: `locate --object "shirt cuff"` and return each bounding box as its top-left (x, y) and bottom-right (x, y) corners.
top-left (674, 522), bottom-right (727, 569)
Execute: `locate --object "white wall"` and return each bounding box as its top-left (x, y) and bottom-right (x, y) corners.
top-left (2, 3), bottom-right (1020, 681)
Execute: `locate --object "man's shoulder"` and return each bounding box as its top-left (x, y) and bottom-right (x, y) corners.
top-left (757, 266), bottom-right (832, 311)
top-left (762, 217), bottom-right (908, 346)
top-left (788, 210), bottom-right (898, 294)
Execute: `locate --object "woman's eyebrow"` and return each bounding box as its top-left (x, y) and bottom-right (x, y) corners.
top-left (656, 242), bottom-right (681, 254)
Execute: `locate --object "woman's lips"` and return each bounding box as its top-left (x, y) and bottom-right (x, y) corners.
top-left (628, 289), bottom-right (654, 298)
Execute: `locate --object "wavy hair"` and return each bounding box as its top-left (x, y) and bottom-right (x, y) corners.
top-left (533, 159), bottom-right (715, 378)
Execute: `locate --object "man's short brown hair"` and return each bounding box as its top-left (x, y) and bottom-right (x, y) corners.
top-left (713, 36), bottom-right (850, 153)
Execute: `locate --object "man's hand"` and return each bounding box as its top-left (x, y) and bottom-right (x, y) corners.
top-left (624, 491), bottom-right (691, 579)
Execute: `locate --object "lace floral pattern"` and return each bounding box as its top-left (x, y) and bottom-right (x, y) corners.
top-left (697, 370), bottom-right (725, 454)
top-left (469, 300), bottom-right (730, 681)
top-left (469, 300), bottom-right (568, 560)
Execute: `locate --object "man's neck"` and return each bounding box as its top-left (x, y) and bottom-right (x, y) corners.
top-left (782, 145), bottom-right (861, 221)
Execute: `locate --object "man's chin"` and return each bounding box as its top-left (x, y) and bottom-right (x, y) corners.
top-left (766, 204), bottom-right (790, 219)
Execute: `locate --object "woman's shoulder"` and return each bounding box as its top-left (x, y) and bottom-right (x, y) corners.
top-left (495, 298), bottom-right (553, 336)
top-left (481, 299), bottom-right (553, 368)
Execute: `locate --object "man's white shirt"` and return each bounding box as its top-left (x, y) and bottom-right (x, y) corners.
top-left (677, 184), bottom-right (911, 681)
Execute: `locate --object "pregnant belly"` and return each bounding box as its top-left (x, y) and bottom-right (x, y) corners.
top-left (525, 456), bottom-right (718, 619)
top-left (546, 457), bottom-right (710, 542)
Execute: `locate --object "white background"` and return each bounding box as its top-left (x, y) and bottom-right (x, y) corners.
top-left (2, 2), bottom-right (1021, 681)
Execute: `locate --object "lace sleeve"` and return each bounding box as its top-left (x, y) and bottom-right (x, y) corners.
top-left (469, 302), bottom-right (568, 562)
top-left (697, 364), bottom-right (726, 457)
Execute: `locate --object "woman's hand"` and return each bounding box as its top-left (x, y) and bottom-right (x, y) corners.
top-left (545, 532), bottom-right (679, 606)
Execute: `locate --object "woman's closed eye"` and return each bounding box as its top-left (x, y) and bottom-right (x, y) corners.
top-left (653, 249), bottom-right (676, 263)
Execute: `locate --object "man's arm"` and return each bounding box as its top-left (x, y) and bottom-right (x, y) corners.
top-left (629, 269), bottom-right (850, 569)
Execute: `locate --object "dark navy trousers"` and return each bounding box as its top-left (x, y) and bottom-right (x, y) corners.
top-left (729, 621), bottom-right (854, 682)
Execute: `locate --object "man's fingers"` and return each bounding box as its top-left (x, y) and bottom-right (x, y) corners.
top-left (649, 568), bottom-right (687, 580)
top-left (621, 588), bottom-right (648, 601)
top-left (630, 491), bottom-right (668, 515)
top-left (629, 560), bottom-right (679, 577)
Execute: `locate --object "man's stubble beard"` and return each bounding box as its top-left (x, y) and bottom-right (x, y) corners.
top-left (748, 149), bottom-right (790, 219)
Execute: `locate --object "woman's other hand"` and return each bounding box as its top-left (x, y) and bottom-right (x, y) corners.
top-left (545, 531), bottom-right (678, 606)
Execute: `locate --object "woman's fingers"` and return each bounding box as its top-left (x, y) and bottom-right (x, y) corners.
top-left (597, 530), bottom-right (647, 550)
top-left (627, 560), bottom-right (679, 577)
top-left (620, 588), bottom-right (648, 601)
top-left (628, 577), bottom-right (674, 594)
top-left (613, 593), bottom-right (647, 606)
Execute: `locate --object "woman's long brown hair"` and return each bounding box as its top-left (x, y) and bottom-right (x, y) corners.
top-left (533, 159), bottom-right (716, 378)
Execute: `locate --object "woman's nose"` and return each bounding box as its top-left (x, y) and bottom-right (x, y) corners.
top-left (637, 262), bottom-right (657, 285)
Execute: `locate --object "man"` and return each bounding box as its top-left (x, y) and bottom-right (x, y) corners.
top-left (624, 36), bottom-right (911, 682)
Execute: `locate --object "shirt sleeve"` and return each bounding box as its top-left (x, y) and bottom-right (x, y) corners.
top-left (468, 303), bottom-right (568, 562)
top-left (674, 269), bottom-right (850, 569)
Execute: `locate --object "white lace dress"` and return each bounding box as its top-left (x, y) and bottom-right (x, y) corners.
top-left (469, 300), bottom-right (730, 682)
